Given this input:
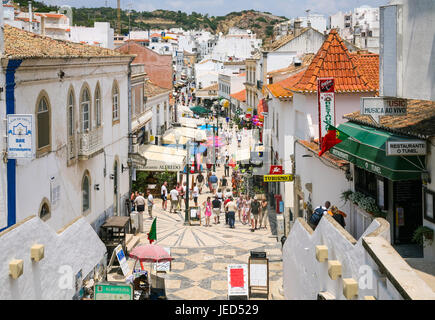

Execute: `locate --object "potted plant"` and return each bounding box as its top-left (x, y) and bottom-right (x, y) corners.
top-left (340, 190), bottom-right (353, 204)
top-left (412, 226), bottom-right (434, 246)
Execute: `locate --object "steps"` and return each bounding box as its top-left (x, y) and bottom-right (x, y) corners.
top-left (126, 233), bottom-right (140, 253)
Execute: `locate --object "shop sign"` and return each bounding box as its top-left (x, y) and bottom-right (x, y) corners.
top-left (361, 97), bottom-right (407, 123)
top-left (94, 283), bottom-right (133, 300)
top-left (227, 264), bottom-right (248, 297)
top-left (317, 78), bottom-right (335, 149)
top-left (7, 114), bottom-right (34, 159)
top-left (386, 141), bottom-right (426, 156)
top-left (269, 165), bottom-right (283, 175)
top-left (264, 174), bottom-right (293, 182)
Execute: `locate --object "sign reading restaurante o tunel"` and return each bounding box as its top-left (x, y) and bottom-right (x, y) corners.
top-left (386, 141), bottom-right (427, 156)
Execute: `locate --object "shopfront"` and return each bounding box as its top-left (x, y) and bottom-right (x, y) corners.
top-left (330, 121), bottom-right (427, 244)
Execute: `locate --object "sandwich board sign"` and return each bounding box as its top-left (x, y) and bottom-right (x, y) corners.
top-left (153, 247), bottom-right (171, 272)
top-left (361, 97), bottom-right (407, 123)
top-left (227, 264), bottom-right (249, 299)
top-left (7, 114), bottom-right (34, 159)
top-left (114, 245), bottom-right (130, 276)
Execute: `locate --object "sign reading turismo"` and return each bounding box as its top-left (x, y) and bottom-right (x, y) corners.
top-left (7, 114), bottom-right (33, 159)
top-left (318, 78), bottom-right (335, 149)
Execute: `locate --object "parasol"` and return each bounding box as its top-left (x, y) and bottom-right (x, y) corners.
top-left (129, 244), bottom-right (174, 263)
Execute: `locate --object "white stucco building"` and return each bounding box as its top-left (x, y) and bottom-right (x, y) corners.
top-left (69, 22), bottom-right (114, 49)
top-left (0, 24), bottom-right (134, 299)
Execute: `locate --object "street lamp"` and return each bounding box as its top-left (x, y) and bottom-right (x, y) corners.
top-left (184, 140), bottom-right (192, 225)
top-left (174, 130), bottom-right (181, 150)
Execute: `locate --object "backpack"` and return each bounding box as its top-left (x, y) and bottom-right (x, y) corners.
top-left (309, 207), bottom-right (325, 226)
top-left (333, 213), bottom-right (346, 228)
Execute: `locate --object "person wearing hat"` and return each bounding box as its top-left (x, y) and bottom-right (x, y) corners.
top-left (330, 205), bottom-right (346, 228)
top-left (250, 196), bottom-right (261, 232)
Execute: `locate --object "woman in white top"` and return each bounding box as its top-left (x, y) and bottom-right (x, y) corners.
top-left (192, 183), bottom-right (199, 207)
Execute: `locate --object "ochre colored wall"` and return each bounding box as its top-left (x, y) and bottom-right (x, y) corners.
top-left (117, 42), bottom-right (173, 90)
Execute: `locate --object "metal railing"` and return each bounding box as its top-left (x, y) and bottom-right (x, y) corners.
top-left (78, 127), bottom-right (103, 159)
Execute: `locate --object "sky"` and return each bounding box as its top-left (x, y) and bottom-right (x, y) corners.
top-left (42, 0), bottom-right (389, 18)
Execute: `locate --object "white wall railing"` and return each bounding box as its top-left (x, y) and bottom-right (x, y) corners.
top-left (78, 127), bottom-right (103, 159)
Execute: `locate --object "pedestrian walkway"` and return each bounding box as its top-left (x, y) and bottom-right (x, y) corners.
top-left (138, 199), bottom-right (282, 300)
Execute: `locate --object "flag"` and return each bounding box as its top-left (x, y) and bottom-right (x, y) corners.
top-left (319, 124), bottom-right (349, 157)
top-left (147, 218), bottom-right (157, 244)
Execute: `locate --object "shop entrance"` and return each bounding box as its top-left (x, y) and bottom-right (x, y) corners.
top-left (393, 180), bottom-right (423, 244)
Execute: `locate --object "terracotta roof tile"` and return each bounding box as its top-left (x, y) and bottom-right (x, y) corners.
top-left (344, 99), bottom-right (435, 138)
top-left (230, 89), bottom-right (246, 102)
top-left (285, 29), bottom-right (377, 93)
top-left (267, 70), bottom-right (305, 99)
top-left (144, 81), bottom-right (171, 97)
top-left (298, 140), bottom-right (349, 168)
top-left (4, 25), bottom-right (127, 59)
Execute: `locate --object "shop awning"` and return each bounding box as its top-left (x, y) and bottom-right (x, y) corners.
top-left (162, 127), bottom-right (207, 145)
top-left (330, 122), bottom-right (426, 181)
top-left (138, 144), bottom-right (186, 172)
top-left (132, 110), bottom-right (152, 132)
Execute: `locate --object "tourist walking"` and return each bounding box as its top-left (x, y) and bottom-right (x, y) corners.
top-left (212, 196), bottom-right (221, 224)
top-left (169, 186), bottom-right (179, 213)
top-left (147, 190), bottom-right (154, 218)
top-left (203, 197), bottom-right (212, 227)
top-left (225, 196), bottom-right (237, 229)
top-left (250, 196), bottom-right (261, 232)
top-left (260, 198), bottom-right (268, 229)
top-left (161, 181), bottom-right (168, 211)
top-left (192, 183), bottom-right (199, 207)
top-left (237, 195), bottom-right (244, 222)
top-left (308, 201), bottom-right (331, 230)
top-left (209, 172), bottom-right (218, 193)
top-left (196, 172), bottom-right (205, 194)
top-left (176, 183), bottom-right (183, 211)
top-left (134, 192), bottom-right (146, 233)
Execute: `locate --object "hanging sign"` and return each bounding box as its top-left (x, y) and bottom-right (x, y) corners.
top-left (264, 174), bottom-right (293, 182)
top-left (361, 97), bottom-right (407, 123)
top-left (7, 114), bottom-right (34, 159)
top-left (269, 165), bottom-right (283, 175)
top-left (317, 78), bottom-right (335, 148)
top-left (386, 140), bottom-right (426, 156)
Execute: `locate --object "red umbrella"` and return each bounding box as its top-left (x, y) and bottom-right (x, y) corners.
top-left (129, 244), bottom-right (174, 263)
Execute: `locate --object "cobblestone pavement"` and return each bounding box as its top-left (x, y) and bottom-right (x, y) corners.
top-left (130, 121), bottom-right (283, 300)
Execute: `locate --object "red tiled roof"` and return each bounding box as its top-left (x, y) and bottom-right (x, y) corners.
top-left (267, 70), bottom-right (305, 99)
top-left (298, 140), bottom-right (349, 168)
top-left (150, 33), bottom-right (161, 38)
top-left (351, 52), bottom-right (379, 90)
top-left (35, 13), bottom-right (65, 19)
top-left (289, 29), bottom-right (377, 93)
top-left (230, 89), bottom-right (246, 102)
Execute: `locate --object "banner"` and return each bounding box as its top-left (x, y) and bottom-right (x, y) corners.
top-left (318, 78), bottom-right (335, 149)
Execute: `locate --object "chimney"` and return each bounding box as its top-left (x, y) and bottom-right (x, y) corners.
top-left (28, 1), bottom-right (33, 32)
top-left (294, 20), bottom-right (302, 37)
top-left (307, 20), bottom-right (311, 28)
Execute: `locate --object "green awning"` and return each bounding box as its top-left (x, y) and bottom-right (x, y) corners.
top-left (330, 122), bottom-right (426, 181)
top-left (190, 106), bottom-right (212, 114)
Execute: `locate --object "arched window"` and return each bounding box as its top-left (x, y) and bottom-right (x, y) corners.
top-left (112, 81), bottom-right (120, 122)
top-left (36, 92), bottom-right (50, 152)
top-left (67, 89), bottom-right (75, 160)
top-left (95, 83), bottom-right (102, 128)
top-left (39, 199), bottom-right (51, 221)
top-left (80, 85), bottom-right (91, 132)
top-left (82, 172), bottom-right (90, 213)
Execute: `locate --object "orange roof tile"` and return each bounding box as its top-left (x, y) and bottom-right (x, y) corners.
top-left (230, 89), bottom-right (246, 102)
top-left (351, 52), bottom-right (379, 90)
top-left (267, 70), bottom-right (305, 99)
top-left (288, 29), bottom-right (377, 93)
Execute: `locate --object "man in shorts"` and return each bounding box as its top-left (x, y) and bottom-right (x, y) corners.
top-left (161, 181), bottom-right (168, 211)
top-left (147, 190), bottom-right (154, 218)
top-left (212, 196), bottom-right (221, 224)
top-left (196, 172), bottom-right (205, 194)
top-left (250, 196), bottom-right (261, 232)
top-left (169, 186), bottom-right (179, 213)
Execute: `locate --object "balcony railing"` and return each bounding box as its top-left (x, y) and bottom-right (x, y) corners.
top-left (78, 127), bottom-right (103, 160)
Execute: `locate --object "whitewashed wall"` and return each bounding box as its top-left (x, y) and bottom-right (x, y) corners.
top-left (278, 29), bottom-right (325, 55)
top-left (0, 216), bottom-right (106, 300)
top-left (266, 51), bottom-right (297, 73)
top-left (294, 142), bottom-right (352, 228)
top-left (12, 57), bottom-right (131, 232)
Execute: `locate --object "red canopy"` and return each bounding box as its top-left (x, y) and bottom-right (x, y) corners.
top-left (129, 244), bottom-right (174, 263)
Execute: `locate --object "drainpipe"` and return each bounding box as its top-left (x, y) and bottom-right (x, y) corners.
top-left (2, 60), bottom-right (23, 232)
top-left (127, 60), bottom-right (133, 212)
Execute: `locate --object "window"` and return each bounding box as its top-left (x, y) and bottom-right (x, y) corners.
top-left (82, 172), bottom-right (90, 213)
top-left (112, 81), bottom-right (120, 122)
top-left (67, 91), bottom-right (74, 137)
top-left (424, 188), bottom-right (435, 223)
top-left (39, 199), bottom-right (51, 222)
top-left (36, 93), bottom-right (50, 151)
top-left (95, 84), bottom-right (102, 128)
top-left (80, 86), bottom-right (91, 132)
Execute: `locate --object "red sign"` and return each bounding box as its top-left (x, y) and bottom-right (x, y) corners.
top-left (269, 165), bottom-right (283, 175)
top-left (230, 268), bottom-right (245, 287)
top-left (318, 78), bottom-right (335, 149)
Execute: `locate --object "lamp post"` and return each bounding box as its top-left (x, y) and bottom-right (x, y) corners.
top-left (184, 140), bottom-right (191, 225)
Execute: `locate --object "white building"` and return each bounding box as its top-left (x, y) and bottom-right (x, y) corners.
top-left (69, 22), bottom-right (114, 49)
top-left (194, 59), bottom-right (223, 90)
top-left (0, 24), bottom-right (134, 299)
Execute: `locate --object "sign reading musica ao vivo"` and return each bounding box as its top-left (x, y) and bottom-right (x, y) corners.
top-left (318, 78), bottom-right (335, 148)
top-left (361, 97), bottom-right (407, 123)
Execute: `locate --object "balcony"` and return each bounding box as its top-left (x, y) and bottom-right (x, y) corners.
top-left (78, 127), bottom-right (103, 160)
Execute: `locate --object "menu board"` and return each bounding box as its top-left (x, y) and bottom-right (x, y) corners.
top-left (249, 259), bottom-right (268, 287)
top-left (227, 264), bottom-right (248, 297)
